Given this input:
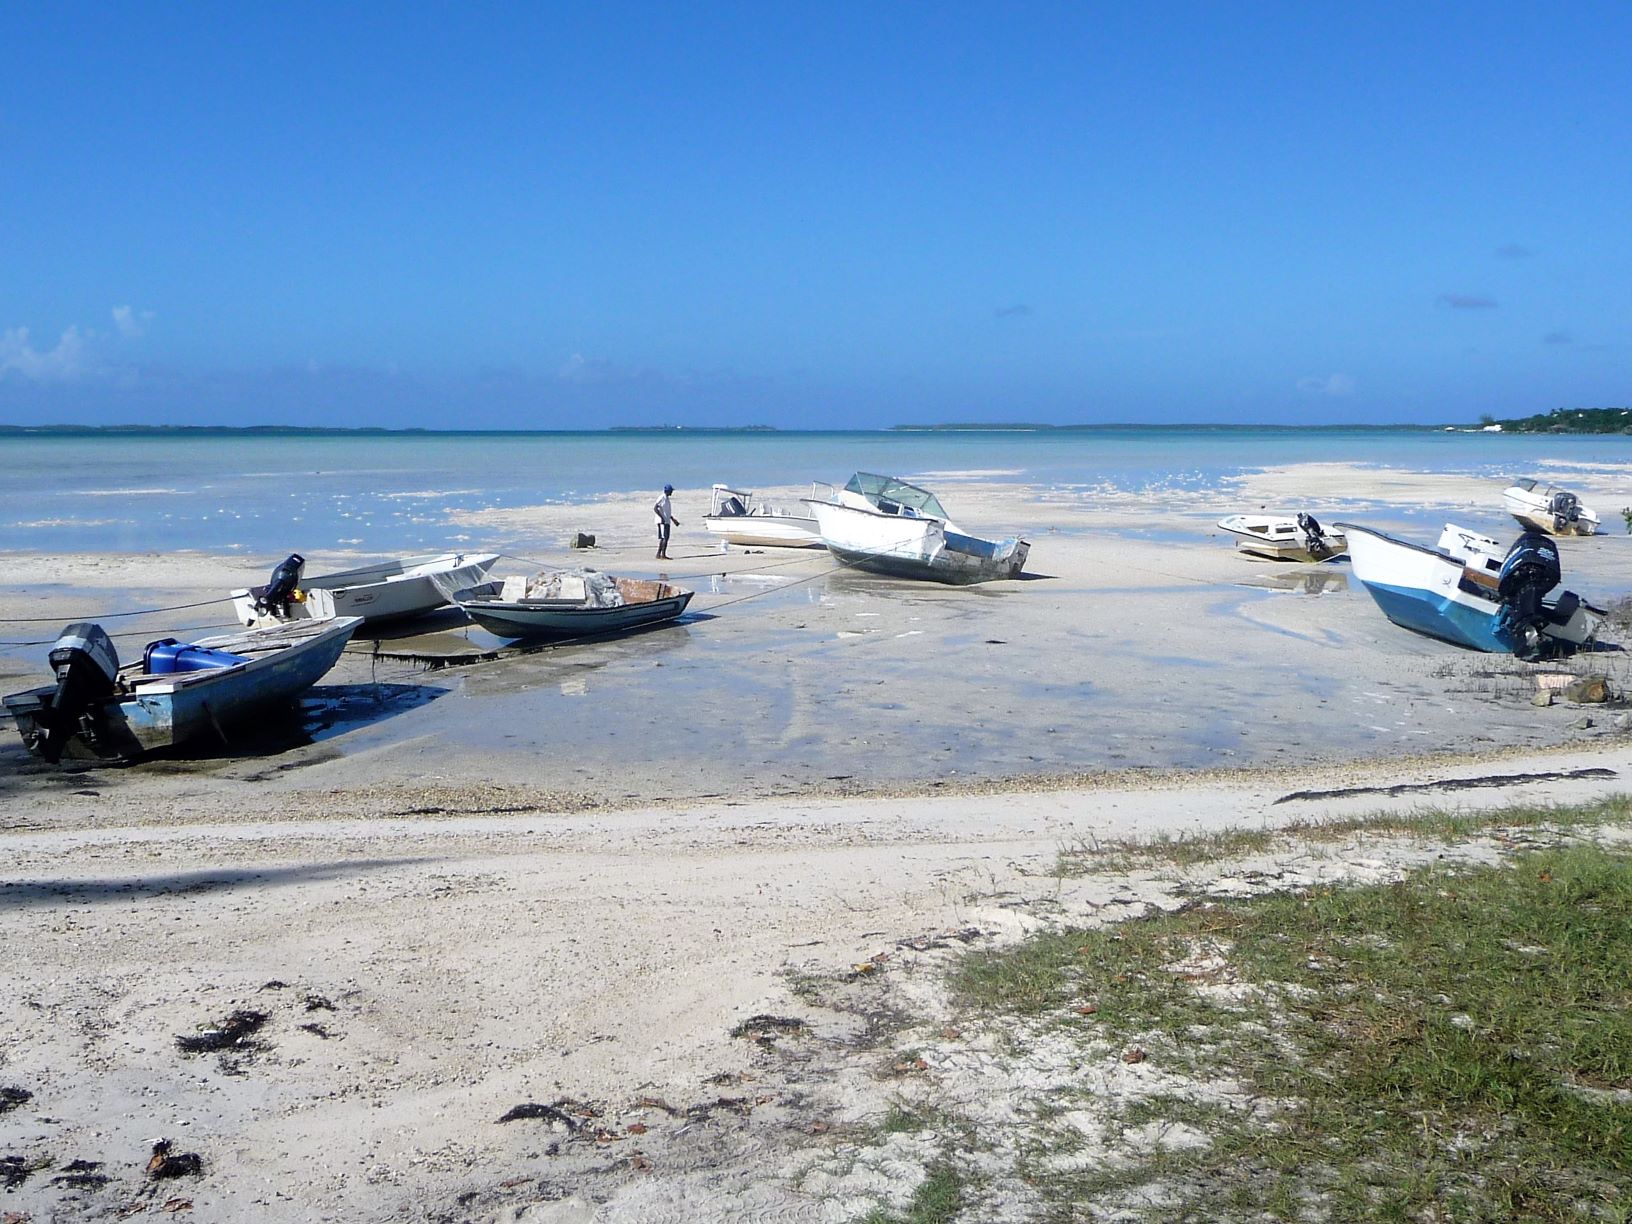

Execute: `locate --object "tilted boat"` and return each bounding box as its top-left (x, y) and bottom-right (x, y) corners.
top-left (452, 570), bottom-right (693, 639)
top-left (1503, 479), bottom-right (1600, 536)
top-left (1217, 512), bottom-right (1347, 562)
top-left (1338, 522), bottom-right (1602, 659)
top-left (231, 551), bottom-right (499, 627)
top-left (701, 484), bottom-right (823, 548)
top-left (803, 473), bottom-right (1030, 584)
top-left (4, 617), bottom-right (360, 763)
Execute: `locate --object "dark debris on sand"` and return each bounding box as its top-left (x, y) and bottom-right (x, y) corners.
top-left (51, 1158), bottom-right (110, 1191)
top-left (175, 1009), bottom-right (269, 1056)
top-left (146, 1140), bottom-right (204, 1180)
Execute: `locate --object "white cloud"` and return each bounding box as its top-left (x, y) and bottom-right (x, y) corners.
top-left (1297, 373), bottom-right (1355, 397)
top-left (0, 325), bottom-right (90, 382)
top-left (112, 305), bottom-right (153, 337)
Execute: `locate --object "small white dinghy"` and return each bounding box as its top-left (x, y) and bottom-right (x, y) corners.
top-left (1217, 513), bottom-right (1346, 562)
top-left (232, 552), bottom-right (499, 627)
top-left (1503, 478), bottom-right (1600, 536)
top-left (701, 484), bottom-right (824, 548)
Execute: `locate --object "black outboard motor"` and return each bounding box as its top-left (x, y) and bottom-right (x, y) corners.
top-left (254, 553), bottom-right (305, 615)
top-left (1296, 512), bottom-right (1328, 555)
top-left (1496, 531), bottom-right (1563, 659)
top-left (1548, 490), bottom-right (1581, 534)
top-left (32, 622), bottom-right (119, 763)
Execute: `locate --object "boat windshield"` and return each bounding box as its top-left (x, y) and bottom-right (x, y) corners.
top-left (845, 473), bottom-right (948, 520)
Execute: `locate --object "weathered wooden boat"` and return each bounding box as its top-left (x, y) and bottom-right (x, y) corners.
top-left (803, 473), bottom-right (1029, 583)
top-left (1503, 479), bottom-right (1600, 536)
top-left (4, 617), bottom-right (361, 763)
top-left (1217, 512), bottom-right (1346, 562)
top-left (453, 571), bottom-right (693, 639)
top-left (231, 552), bottom-right (499, 627)
top-left (701, 484), bottom-right (823, 548)
top-left (1338, 522), bottom-right (1602, 659)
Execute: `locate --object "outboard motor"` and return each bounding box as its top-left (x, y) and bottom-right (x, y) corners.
top-left (31, 623), bottom-right (119, 763)
top-left (254, 553), bottom-right (305, 616)
top-left (1296, 512), bottom-right (1328, 556)
top-left (1496, 531), bottom-right (1563, 659)
top-left (1548, 490), bottom-right (1581, 533)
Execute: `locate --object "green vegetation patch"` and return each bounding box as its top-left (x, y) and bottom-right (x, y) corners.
top-left (1058, 795), bottom-right (1632, 876)
top-left (957, 843), bottom-right (1632, 1220)
top-left (858, 1160), bottom-right (967, 1224)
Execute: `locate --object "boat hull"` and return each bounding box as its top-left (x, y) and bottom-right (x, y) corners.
top-left (807, 500), bottom-right (1028, 584)
top-left (1502, 487), bottom-right (1600, 536)
top-left (1217, 515), bottom-right (1347, 563)
top-left (462, 591), bottom-right (693, 639)
top-left (232, 553), bottom-right (499, 626)
top-left (1339, 524), bottom-right (1600, 654)
top-left (702, 515), bottom-right (823, 548)
top-left (4, 618), bottom-right (360, 762)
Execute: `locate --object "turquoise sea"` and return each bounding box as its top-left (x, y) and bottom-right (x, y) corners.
top-left (3, 427), bottom-right (1628, 555)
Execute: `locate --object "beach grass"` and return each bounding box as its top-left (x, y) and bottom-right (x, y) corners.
top-left (857, 1161), bottom-right (966, 1224)
top-left (955, 837), bottom-right (1632, 1220)
top-left (1056, 793), bottom-right (1632, 875)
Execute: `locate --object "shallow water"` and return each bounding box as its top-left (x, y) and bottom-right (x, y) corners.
top-left (4, 427), bottom-right (1629, 554)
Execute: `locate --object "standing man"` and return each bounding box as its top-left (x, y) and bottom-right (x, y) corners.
top-left (654, 483), bottom-right (680, 560)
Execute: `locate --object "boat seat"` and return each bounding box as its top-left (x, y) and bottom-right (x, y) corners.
top-left (1547, 590), bottom-right (1581, 625)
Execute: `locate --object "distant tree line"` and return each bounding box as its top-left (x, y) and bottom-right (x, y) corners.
top-left (1479, 407), bottom-right (1632, 434)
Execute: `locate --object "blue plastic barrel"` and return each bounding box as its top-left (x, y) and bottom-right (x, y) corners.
top-left (143, 639), bottom-right (251, 675)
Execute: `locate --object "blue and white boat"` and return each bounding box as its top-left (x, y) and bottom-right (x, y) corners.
top-left (4, 616), bottom-right (360, 763)
top-left (1338, 522), bottom-right (1603, 658)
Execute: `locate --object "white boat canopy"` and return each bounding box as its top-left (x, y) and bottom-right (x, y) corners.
top-left (846, 473), bottom-right (949, 520)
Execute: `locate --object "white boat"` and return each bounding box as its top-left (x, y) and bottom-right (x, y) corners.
top-left (231, 552), bottom-right (499, 627)
top-left (701, 484), bottom-right (823, 548)
top-left (1338, 522), bottom-right (1602, 658)
top-left (1503, 479), bottom-right (1600, 536)
top-left (4, 617), bottom-right (360, 763)
top-left (1217, 512), bottom-right (1347, 562)
top-left (803, 473), bottom-right (1029, 584)
top-left (453, 570), bottom-right (693, 639)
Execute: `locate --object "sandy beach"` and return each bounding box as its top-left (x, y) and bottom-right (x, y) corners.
top-left (4, 463), bottom-right (1632, 1220)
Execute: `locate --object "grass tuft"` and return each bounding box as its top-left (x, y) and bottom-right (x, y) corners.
top-left (960, 841), bottom-right (1632, 1220)
top-left (858, 1160), bottom-right (965, 1224)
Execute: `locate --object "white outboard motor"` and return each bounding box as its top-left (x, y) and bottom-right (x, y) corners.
top-left (34, 622), bottom-right (120, 763)
top-left (254, 553), bottom-right (306, 615)
top-left (1496, 532), bottom-right (1563, 659)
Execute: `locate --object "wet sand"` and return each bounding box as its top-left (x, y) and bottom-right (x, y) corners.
top-left (3, 463), bottom-right (1632, 1219)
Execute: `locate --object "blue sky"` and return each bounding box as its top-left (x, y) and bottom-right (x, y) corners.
top-left (2, 3), bottom-right (1628, 427)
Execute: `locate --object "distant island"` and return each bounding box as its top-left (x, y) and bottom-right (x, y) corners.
top-left (0, 423), bottom-right (781, 437)
top-left (1479, 408), bottom-right (1632, 434)
top-left (890, 422), bottom-right (1436, 432)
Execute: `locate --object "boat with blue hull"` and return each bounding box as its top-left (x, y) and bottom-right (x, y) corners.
top-left (1338, 522), bottom-right (1602, 658)
top-left (4, 616), bottom-right (360, 763)
top-left (452, 571), bottom-right (693, 640)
